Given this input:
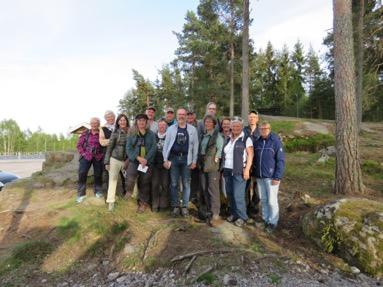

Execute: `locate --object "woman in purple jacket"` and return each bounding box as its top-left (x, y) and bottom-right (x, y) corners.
top-left (76, 117), bottom-right (104, 203)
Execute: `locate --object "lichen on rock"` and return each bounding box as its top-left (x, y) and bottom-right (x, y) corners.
top-left (302, 198), bottom-right (383, 277)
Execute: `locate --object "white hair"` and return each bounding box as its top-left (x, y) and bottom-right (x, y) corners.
top-left (104, 110), bottom-right (115, 119)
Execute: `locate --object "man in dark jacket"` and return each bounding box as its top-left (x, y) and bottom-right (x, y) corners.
top-left (126, 114), bottom-right (157, 213)
top-left (253, 121), bottom-right (285, 232)
top-left (243, 110), bottom-right (261, 218)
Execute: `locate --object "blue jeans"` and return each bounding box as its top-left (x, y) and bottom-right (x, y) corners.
top-left (223, 169), bottom-right (248, 221)
top-left (78, 157), bottom-right (103, 197)
top-left (256, 178), bottom-right (279, 226)
top-left (169, 155), bottom-right (191, 208)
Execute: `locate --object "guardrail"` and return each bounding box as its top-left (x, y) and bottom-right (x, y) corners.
top-left (0, 153), bottom-right (46, 160)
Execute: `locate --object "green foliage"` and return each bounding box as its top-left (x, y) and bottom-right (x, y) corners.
top-left (320, 224), bottom-right (342, 253)
top-left (0, 119), bottom-right (77, 153)
top-left (362, 160), bottom-right (383, 178)
top-left (284, 134), bottom-right (335, 153)
top-left (197, 271), bottom-right (217, 284)
top-left (268, 273), bottom-right (282, 285)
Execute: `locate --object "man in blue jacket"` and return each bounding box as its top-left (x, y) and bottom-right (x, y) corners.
top-left (253, 121), bottom-right (285, 232)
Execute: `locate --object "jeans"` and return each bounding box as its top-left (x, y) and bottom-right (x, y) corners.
top-left (169, 155), bottom-right (191, 208)
top-left (223, 169), bottom-right (248, 221)
top-left (78, 157), bottom-right (103, 197)
top-left (256, 178), bottom-right (279, 226)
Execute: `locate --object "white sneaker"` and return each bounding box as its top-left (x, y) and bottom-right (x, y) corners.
top-left (76, 195), bottom-right (86, 203)
top-left (95, 192), bottom-right (103, 199)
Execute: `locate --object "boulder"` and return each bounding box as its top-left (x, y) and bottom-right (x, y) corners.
top-left (302, 198), bottom-right (383, 277)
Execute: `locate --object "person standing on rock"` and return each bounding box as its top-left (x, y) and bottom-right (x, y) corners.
top-left (76, 117), bottom-right (104, 203)
top-left (222, 117), bottom-right (254, 227)
top-left (243, 110), bottom-right (261, 219)
top-left (125, 114), bottom-right (157, 213)
top-left (198, 115), bottom-right (224, 224)
top-left (99, 110), bottom-right (123, 196)
top-left (104, 114), bottom-right (130, 211)
top-left (253, 121), bottom-right (285, 233)
top-left (163, 108), bottom-right (199, 217)
top-left (151, 118), bottom-right (170, 212)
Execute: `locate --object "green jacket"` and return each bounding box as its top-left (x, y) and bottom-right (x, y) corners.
top-left (126, 129), bottom-right (156, 165)
top-left (104, 128), bottom-right (128, 165)
top-left (198, 129), bottom-right (223, 173)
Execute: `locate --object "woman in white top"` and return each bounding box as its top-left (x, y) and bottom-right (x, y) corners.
top-left (221, 117), bottom-right (253, 227)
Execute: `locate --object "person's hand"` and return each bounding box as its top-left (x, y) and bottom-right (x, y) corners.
top-left (243, 169), bottom-right (250, 181)
top-left (271, 179), bottom-right (280, 186)
top-left (214, 157), bottom-right (219, 163)
top-left (163, 161), bottom-right (171, 170)
top-left (190, 163), bottom-right (197, 170)
top-left (105, 165), bottom-right (110, 171)
top-left (123, 160), bottom-right (129, 170)
top-left (137, 156), bottom-right (147, 167)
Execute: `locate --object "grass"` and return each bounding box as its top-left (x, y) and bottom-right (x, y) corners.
top-left (0, 241), bottom-right (53, 275)
top-left (268, 121), bottom-right (296, 135)
top-left (284, 152), bottom-right (335, 197)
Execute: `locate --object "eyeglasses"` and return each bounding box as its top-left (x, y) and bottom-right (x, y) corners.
top-left (260, 127), bottom-right (270, 130)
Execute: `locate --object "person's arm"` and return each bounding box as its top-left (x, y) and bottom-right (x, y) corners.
top-left (215, 134), bottom-right (224, 161)
top-left (126, 135), bottom-right (138, 162)
top-left (243, 138), bottom-right (254, 180)
top-left (76, 132), bottom-right (86, 156)
top-left (99, 127), bottom-right (110, 147)
top-left (104, 132), bottom-right (116, 166)
top-left (162, 129), bottom-right (172, 169)
top-left (272, 139), bottom-right (285, 184)
top-left (191, 127), bottom-right (199, 166)
top-left (145, 132), bottom-right (157, 163)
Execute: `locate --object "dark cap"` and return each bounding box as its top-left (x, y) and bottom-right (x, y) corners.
top-left (147, 106), bottom-right (156, 112)
top-left (135, 113), bottom-right (149, 120)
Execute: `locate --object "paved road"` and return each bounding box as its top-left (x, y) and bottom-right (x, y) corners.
top-left (0, 159), bottom-right (45, 178)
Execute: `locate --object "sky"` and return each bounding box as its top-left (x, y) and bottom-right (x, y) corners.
top-left (0, 0), bottom-right (333, 135)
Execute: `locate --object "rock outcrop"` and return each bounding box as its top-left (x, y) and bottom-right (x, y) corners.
top-left (302, 198), bottom-right (383, 277)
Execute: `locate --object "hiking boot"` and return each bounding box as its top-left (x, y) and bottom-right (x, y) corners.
top-left (265, 224), bottom-right (277, 234)
top-left (95, 192), bottom-right (103, 199)
top-left (172, 207), bottom-right (180, 217)
top-left (108, 202), bottom-right (115, 212)
top-left (76, 195), bottom-right (86, 204)
top-left (234, 218), bottom-right (245, 227)
top-left (212, 214), bottom-right (221, 221)
top-left (137, 203), bottom-right (147, 213)
top-left (226, 215), bottom-right (236, 223)
top-left (181, 207), bottom-right (189, 217)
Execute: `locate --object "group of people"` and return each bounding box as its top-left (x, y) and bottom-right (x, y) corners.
top-left (76, 102), bottom-right (285, 231)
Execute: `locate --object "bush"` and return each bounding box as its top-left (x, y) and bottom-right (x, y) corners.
top-left (284, 134), bottom-right (335, 153)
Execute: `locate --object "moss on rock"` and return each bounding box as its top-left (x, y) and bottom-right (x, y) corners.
top-left (302, 198), bottom-right (383, 277)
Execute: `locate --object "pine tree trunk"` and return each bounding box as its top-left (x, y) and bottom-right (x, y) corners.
top-left (230, 42), bottom-right (235, 117)
top-left (355, 0), bottom-right (364, 131)
top-left (241, 0), bottom-right (250, 121)
top-left (333, 0), bottom-right (364, 194)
